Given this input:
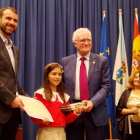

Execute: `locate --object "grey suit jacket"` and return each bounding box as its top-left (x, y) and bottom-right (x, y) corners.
top-left (61, 52), bottom-right (111, 126)
top-left (0, 37), bottom-right (27, 124)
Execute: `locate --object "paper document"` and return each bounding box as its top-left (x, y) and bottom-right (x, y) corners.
top-left (61, 102), bottom-right (86, 112)
top-left (18, 95), bottom-right (53, 122)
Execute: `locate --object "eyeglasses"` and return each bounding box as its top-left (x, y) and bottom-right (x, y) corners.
top-left (75, 39), bottom-right (92, 43)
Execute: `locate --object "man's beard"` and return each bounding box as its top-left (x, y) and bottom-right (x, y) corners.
top-left (0, 23), bottom-right (16, 36)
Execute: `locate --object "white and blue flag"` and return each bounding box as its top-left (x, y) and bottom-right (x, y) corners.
top-left (112, 10), bottom-right (129, 106)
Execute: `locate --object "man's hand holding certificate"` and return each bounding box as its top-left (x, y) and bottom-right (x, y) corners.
top-left (18, 95), bottom-right (54, 122)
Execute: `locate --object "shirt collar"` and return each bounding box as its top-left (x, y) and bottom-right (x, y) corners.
top-left (0, 33), bottom-right (13, 47)
top-left (77, 52), bottom-right (90, 61)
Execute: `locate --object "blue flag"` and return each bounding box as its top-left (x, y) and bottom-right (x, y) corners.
top-left (99, 16), bottom-right (115, 129)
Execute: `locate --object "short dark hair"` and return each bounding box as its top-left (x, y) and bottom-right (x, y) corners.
top-left (0, 7), bottom-right (17, 18)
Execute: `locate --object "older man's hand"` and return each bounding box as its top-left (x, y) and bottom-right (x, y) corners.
top-left (82, 100), bottom-right (94, 112)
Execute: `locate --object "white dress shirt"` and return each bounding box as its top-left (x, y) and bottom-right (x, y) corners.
top-left (0, 34), bottom-right (15, 72)
top-left (0, 34), bottom-right (18, 95)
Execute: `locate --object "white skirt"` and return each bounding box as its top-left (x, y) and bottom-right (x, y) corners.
top-left (36, 127), bottom-right (66, 140)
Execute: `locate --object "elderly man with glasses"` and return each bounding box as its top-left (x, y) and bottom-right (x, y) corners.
top-left (61, 28), bottom-right (111, 140)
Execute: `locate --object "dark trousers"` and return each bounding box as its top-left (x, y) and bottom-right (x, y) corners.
top-left (0, 109), bottom-right (19, 140)
top-left (66, 112), bottom-right (106, 140)
top-left (128, 122), bottom-right (140, 140)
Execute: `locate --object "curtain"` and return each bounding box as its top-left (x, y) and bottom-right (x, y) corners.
top-left (0, 0), bottom-right (140, 139)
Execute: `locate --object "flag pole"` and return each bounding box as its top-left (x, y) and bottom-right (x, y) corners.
top-left (102, 10), bottom-right (113, 140)
top-left (134, 8), bottom-right (138, 25)
top-left (134, 8), bottom-right (138, 22)
top-left (103, 10), bottom-right (106, 20)
top-left (134, 8), bottom-right (138, 15)
top-left (109, 117), bottom-right (112, 140)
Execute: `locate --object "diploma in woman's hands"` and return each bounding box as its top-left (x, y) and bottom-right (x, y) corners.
top-left (18, 95), bottom-right (54, 122)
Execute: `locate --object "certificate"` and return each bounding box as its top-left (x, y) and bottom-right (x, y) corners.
top-left (60, 102), bottom-right (85, 112)
top-left (18, 95), bottom-right (54, 122)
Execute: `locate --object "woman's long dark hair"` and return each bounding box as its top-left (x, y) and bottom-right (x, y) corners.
top-left (40, 63), bottom-right (67, 102)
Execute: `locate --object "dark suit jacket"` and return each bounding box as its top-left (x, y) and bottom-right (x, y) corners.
top-left (0, 36), bottom-right (27, 124)
top-left (61, 52), bottom-right (111, 126)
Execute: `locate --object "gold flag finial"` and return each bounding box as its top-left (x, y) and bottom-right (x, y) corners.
top-left (134, 8), bottom-right (138, 14)
top-left (102, 11), bottom-right (106, 21)
top-left (103, 11), bottom-right (106, 14)
top-left (119, 9), bottom-right (122, 13)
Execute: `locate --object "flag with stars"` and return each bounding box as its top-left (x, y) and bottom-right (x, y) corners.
top-left (99, 16), bottom-right (115, 129)
top-left (131, 11), bottom-right (140, 73)
top-left (112, 10), bottom-right (129, 106)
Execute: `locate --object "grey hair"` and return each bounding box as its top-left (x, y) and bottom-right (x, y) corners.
top-left (72, 28), bottom-right (91, 42)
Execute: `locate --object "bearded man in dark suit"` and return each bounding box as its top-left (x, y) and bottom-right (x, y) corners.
top-left (0, 7), bottom-right (28, 140)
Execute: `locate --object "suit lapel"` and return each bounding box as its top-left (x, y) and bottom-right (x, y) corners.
top-left (71, 54), bottom-right (77, 89)
top-left (0, 37), bottom-right (15, 75)
top-left (12, 45), bottom-right (18, 75)
top-left (88, 53), bottom-right (97, 82)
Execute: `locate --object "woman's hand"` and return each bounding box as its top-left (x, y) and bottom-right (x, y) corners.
top-left (42, 118), bottom-right (50, 125)
top-left (121, 107), bottom-right (138, 115)
top-left (130, 107), bottom-right (138, 115)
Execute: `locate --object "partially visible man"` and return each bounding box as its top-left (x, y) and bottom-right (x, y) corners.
top-left (61, 28), bottom-right (111, 140)
top-left (0, 7), bottom-right (28, 140)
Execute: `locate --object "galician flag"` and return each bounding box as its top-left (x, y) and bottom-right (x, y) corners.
top-left (99, 13), bottom-right (115, 129)
top-left (131, 8), bottom-right (140, 73)
top-left (112, 9), bottom-right (129, 106)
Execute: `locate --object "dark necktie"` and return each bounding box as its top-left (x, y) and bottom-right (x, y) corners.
top-left (80, 57), bottom-right (89, 100)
